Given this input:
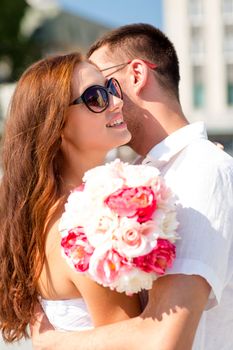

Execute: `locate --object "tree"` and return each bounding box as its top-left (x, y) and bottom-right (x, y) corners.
top-left (0, 0), bottom-right (40, 82)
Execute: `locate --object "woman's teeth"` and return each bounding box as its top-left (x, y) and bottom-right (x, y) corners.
top-left (106, 119), bottom-right (124, 127)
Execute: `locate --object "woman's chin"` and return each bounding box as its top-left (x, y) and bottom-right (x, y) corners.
top-left (116, 130), bottom-right (132, 148)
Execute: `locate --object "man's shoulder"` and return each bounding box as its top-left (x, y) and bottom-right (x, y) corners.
top-left (184, 138), bottom-right (233, 170)
top-left (170, 139), bottom-right (233, 189)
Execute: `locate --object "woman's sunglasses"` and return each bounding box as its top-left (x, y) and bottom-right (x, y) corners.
top-left (69, 78), bottom-right (123, 113)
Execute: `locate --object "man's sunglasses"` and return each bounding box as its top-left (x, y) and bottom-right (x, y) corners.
top-left (101, 60), bottom-right (157, 74)
top-left (69, 77), bottom-right (123, 113)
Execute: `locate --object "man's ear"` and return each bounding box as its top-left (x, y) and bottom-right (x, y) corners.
top-left (128, 59), bottom-right (149, 95)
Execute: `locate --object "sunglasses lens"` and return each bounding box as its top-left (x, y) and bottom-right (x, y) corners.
top-left (108, 79), bottom-right (122, 99)
top-left (72, 79), bottom-right (122, 113)
top-left (84, 87), bottom-right (108, 112)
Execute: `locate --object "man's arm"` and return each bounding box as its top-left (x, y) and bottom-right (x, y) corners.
top-left (31, 273), bottom-right (210, 350)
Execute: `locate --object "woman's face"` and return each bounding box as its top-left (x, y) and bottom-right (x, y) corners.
top-left (62, 62), bottom-right (131, 157)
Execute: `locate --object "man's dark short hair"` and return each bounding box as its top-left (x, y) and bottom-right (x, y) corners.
top-left (87, 23), bottom-right (180, 100)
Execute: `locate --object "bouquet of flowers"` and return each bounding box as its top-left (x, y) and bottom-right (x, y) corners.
top-left (59, 159), bottom-right (179, 294)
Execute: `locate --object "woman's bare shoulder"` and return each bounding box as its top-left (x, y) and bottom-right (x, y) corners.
top-left (38, 201), bottom-right (81, 300)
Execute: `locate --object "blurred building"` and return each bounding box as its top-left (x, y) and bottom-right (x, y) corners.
top-left (31, 11), bottom-right (110, 56)
top-left (163, 0), bottom-right (233, 153)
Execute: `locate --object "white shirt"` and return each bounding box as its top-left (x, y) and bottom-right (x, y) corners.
top-left (142, 122), bottom-right (233, 350)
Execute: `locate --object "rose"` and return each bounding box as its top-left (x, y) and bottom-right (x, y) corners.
top-left (61, 227), bottom-right (94, 272)
top-left (114, 218), bottom-right (158, 258)
top-left (133, 239), bottom-right (176, 275)
top-left (105, 186), bottom-right (157, 223)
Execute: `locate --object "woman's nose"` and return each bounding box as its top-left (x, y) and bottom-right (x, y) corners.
top-left (108, 93), bottom-right (123, 111)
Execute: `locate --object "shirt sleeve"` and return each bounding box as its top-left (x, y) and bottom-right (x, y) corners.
top-left (165, 155), bottom-right (233, 309)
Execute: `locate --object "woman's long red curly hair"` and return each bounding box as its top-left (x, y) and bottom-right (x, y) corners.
top-left (0, 52), bottom-right (83, 342)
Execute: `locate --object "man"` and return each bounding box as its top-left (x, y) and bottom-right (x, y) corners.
top-left (32, 23), bottom-right (233, 349)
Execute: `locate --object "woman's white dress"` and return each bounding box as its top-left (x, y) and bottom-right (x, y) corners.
top-left (40, 298), bottom-right (93, 331)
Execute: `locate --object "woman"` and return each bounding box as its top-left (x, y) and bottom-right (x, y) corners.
top-left (0, 52), bottom-right (141, 342)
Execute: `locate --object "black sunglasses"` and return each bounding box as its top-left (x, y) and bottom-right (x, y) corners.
top-left (69, 78), bottom-right (123, 113)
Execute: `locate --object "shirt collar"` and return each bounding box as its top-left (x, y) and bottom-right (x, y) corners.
top-left (142, 122), bottom-right (207, 167)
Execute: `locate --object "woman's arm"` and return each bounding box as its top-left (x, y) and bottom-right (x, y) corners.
top-left (67, 268), bottom-right (141, 326)
top-left (40, 219), bottom-right (141, 327)
top-left (32, 274), bottom-right (210, 350)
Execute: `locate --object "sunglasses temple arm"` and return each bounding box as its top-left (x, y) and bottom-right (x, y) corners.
top-left (101, 61), bottom-right (131, 72)
top-left (70, 96), bottom-right (83, 106)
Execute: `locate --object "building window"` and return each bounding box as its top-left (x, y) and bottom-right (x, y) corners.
top-left (227, 64), bottom-right (233, 105)
top-left (188, 0), bottom-right (204, 17)
top-left (222, 0), bottom-right (233, 15)
top-left (224, 25), bottom-right (233, 53)
top-left (190, 27), bottom-right (205, 55)
top-left (193, 66), bottom-right (205, 108)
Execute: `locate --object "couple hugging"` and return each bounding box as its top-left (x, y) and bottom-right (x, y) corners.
top-left (0, 23), bottom-right (233, 350)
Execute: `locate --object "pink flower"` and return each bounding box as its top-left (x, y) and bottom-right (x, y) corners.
top-left (133, 239), bottom-right (176, 275)
top-left (92, 250), bottom-right (128, 285)
top-left (122, 227), bottom-right (141, 247)
top-left (61, 227), bottom-right (94, 272)
top-left (115, 219), bottom-right (157, 258)
top-left (74, 183), bottom-right (85, 192)
top-left (105, 186), bottom-right (157, 223)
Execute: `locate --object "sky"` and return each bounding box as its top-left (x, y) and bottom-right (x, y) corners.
top-left (27, 0), bottom-right (163, 29)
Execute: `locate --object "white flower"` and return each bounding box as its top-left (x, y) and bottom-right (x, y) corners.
top-left (84, 207), bottom-right (119, 248)
top-left (152, 210), bottom-right (179, 242)
top-left (111, 269), bottom-right (157, 294)
top-left (83, 160), bottom-right (125, 198)
top-left (123, 163), bottom-right (161, 187)
top-left (59, 191), bottom-right (93, 234)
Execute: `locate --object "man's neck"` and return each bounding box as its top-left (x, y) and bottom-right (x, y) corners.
top-left (130, 112), bottom-right (189, 157)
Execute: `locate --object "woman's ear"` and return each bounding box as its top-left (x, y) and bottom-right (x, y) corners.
top-left (128, 59), bottom-right (149, 95)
